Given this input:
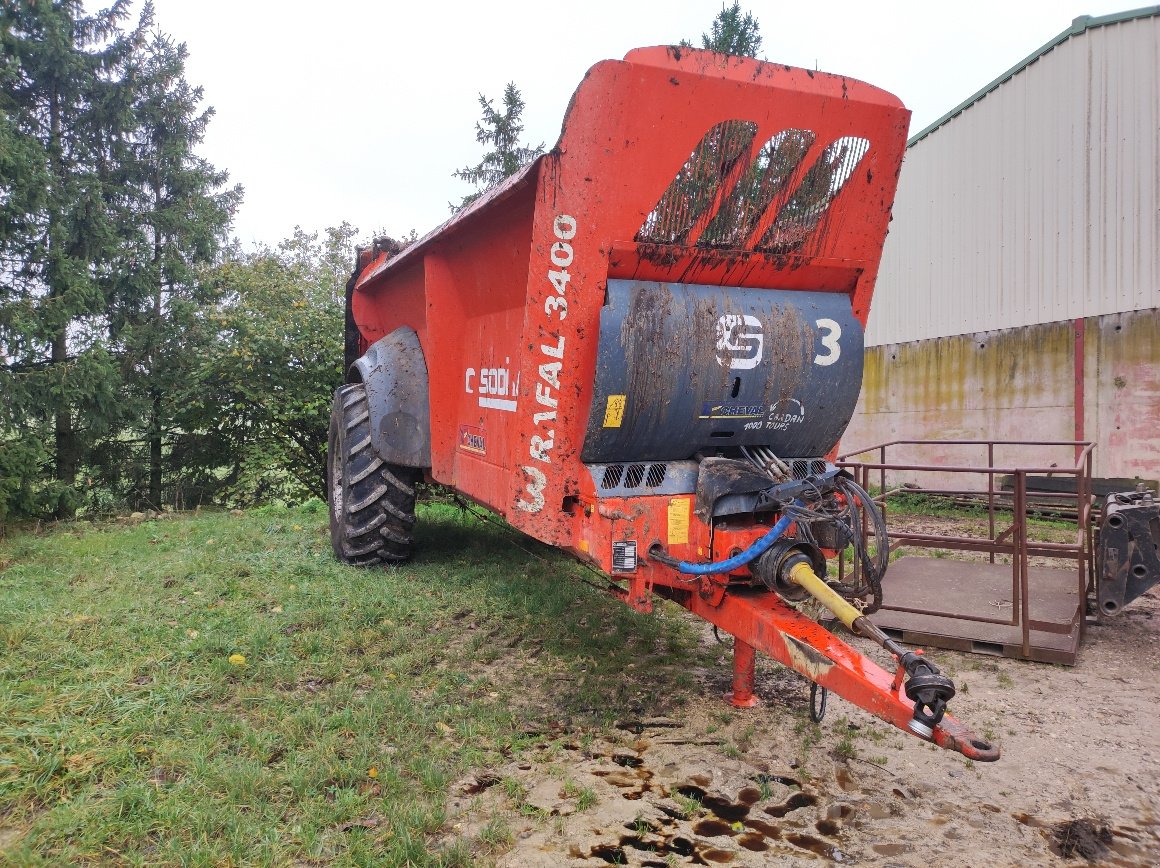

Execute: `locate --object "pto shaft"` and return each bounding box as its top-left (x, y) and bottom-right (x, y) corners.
top-left (787, 560), bottom-right (862, 631)
top-left (786, 560), bottom-right (906, 653)
top-left (784, 555), bottom-right (958, 738)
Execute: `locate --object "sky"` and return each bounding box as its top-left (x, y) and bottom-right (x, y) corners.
top-left (139, 0), bottom-right (1140, 249)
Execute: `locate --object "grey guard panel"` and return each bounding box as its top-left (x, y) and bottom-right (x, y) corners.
top-left (584, 460), bottom-right (699, 498)
top-left (581, 280), bottom-right (863, 463)
top-left (351, 327), bottom-right (431, 468)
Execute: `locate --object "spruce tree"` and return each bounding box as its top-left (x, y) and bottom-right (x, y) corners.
top-left (682, 2), bottom-right (763, 58)
top-left (0, 0), bottom-right (148, 517)
top-left (1, 4), bottom-right (239, 516)
top-left (102, 30), bottom-right (241, 510)
top-left (451, 83), bottom-right (543, 212)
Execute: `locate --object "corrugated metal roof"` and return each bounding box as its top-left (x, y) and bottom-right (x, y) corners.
top-left (908, 5), bottom-right (1160, 145)
top-left (867, 10), bottom-right (1160, 345)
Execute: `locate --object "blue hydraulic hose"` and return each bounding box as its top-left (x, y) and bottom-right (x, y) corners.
top-left (677, 506), bottom-right (797, 575)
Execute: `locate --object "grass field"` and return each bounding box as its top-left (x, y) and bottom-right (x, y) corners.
top-left (0, 502), bottom-right (706, 866)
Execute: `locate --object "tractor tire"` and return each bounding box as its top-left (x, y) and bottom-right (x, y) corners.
top-left (327, 383), bottom-right (418, 565)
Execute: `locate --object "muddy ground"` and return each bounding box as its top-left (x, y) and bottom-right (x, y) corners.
top-left (439, 535), bottom-right (1160, 865)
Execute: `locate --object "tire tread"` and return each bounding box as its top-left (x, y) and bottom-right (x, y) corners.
top-left (328, 384), bottom-right (419, 566)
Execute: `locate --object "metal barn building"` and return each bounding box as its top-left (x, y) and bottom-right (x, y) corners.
top-left (845, 7), bottom-right (1160, 480)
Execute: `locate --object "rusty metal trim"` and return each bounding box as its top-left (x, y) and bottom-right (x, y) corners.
top-left (836, 439), bottom-right (1095, 660)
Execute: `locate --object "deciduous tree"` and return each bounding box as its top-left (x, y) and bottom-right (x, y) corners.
top-left (182, 225), bottom-right (354, 505)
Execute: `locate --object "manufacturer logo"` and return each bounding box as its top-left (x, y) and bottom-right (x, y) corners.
top-left (699, 402), bottom-right (764, 420)
top-left (715, 314), bottom-right (764, 370)
top-left (465, 361), bottom-right (519, 412)
top-left (458, 425), bottom-right (486, 455)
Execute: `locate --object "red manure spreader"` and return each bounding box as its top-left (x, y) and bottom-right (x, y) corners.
top-left (328, 46), bottom-right (998, 761)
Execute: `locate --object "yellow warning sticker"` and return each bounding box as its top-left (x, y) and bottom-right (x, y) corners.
top-left (603, 394), bottom-right (626, 428)
top-left (667, 497), bottom-right (690, 545)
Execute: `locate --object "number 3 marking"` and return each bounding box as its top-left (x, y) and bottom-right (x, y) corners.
top-left (814, 318), bottom-right (841, 366)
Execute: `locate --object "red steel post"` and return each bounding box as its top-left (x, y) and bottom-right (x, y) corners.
top-left (727, 638), bottom-right (760, 708)
top-left (1074, 318), bottom-right (1085, 464)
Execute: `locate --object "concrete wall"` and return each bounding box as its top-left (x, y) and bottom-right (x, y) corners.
top-left (843, 308), bottom-right (1159, 485)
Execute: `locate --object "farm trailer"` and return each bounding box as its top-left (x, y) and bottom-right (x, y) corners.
top-left (327, 46), bottom-right (999, 762)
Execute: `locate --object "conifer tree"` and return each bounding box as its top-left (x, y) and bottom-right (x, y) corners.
top-left (102, 30), bottom-right (241, 510)
top-left (681, 2), bottom-right (763, 58)
top-left (1, 2), bottom-right (238, 517)
top-left (0, 0), bottom-right (149, 517)
top-left (451, 83), bottom-right (543, 212)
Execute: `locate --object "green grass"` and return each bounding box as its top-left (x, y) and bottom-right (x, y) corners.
top-left (886, 491), bottom-right (986, 519)
top-left (793, 717), bottom-right (824, 769)
top-left (885, 491), bottom-right (1077, 535)
top-left (575, 787), bottom-right (598, 812)
top-left (559, 777), bottom-right (598, 811)
top-left (833, 736), bottom-right (857, 759)
top-left (0, 502), bottom-right (704, 865)
top-left (477, 816), bottom-right (512, 852)
top-left (671, 793), bottom-right (701, 818)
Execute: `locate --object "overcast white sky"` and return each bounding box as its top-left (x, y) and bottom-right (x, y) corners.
top-left (142, 0), bottom-right (1139, 248)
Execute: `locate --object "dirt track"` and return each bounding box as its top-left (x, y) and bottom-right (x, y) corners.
top-left (443, 588), bottom-right (1160, 865)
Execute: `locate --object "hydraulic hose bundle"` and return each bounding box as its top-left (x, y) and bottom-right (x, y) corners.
top-left (789, 474), bottom-right (888, 613)
top-left (649, 457), bottom-right (958, 738)
top-left (666, 456), bottom-right (888, 612)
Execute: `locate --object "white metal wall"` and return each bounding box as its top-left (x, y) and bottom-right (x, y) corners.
top-left (866, 14), bottom-right (1160, 346)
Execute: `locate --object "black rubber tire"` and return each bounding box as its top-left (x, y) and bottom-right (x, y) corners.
top-left (327, 383), bottom-right (418, 565)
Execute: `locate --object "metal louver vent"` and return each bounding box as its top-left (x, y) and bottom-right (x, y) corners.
top-left (636, 120), bottom-right (758, 246)
top-left (601, 464), bottom-right (625, 488)
top-left (599, 463), bottom-right (669, 491)
top-left (759, 136), bottom-right (870, 254)
top-left (790, 459), bottom-right (829, 479)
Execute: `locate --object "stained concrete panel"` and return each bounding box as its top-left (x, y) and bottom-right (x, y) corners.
top-left (844, 309), bottom-right (1160, 485)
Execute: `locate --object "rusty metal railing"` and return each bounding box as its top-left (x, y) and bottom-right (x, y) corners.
top-left (836, 439), bottom-right (1096, 657)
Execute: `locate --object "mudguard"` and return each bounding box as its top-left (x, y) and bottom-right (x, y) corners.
top-left (350, 327), bottom-right (431, 468)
